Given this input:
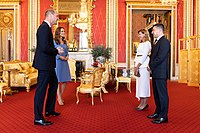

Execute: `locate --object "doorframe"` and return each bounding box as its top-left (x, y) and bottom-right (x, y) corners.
top-left (0, 2), bottom-right (21, 61)
top-left (126, 1), bottom-right (178, 80)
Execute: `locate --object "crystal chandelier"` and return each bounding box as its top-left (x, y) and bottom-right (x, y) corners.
top-left (160, 0), bottom-right (178, 5)
top-left (68, 0), bottom-right (88, 31)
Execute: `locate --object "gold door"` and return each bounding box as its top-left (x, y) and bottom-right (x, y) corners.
top-left (178, 50), bottom-right (188, 83)
top-left (0, 10), bottom-right (14, 61)
top-left (188, 49), bottom-right (199, 86)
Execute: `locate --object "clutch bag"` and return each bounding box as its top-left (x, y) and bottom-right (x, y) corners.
top-left (135, 70), bottom-right (140, 77)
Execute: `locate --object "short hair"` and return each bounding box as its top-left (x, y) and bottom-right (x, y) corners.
top-left (137, 29), bottom-right (150, 42)
top-left (45, 9), bottom-right (55, 17)
top-left (153, 23), bottom-right (164, 32)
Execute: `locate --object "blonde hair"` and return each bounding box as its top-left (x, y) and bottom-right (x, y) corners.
top-left (138, 29), bottom-right (150, 42)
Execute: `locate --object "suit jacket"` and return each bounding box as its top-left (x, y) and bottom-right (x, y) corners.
top-left (149, 36), bottom-right (170, 79)
top-left (33, 22), bottom-right (58, 71)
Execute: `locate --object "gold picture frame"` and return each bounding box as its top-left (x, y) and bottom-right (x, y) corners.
top-left (132, 42), bottom-right (139, 56)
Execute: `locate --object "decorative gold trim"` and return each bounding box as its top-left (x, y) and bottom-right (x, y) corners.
top-left (0, 0), bottom-right (21, 4)
top-left (0, 0), bottom-right (20, 1)
top-left (183, 0), bottom-right (193, 38)
top-left (197, 0), bottom-right (200, 48)
top-left (106, 0), bottom-right (118, 63)
top-left (28, 0), bottom-right (40, 61)
top-left (58, 18), bottom-right (68, 23)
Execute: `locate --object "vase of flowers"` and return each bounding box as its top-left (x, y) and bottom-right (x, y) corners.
top-left (91, 45), bottom-right (112, 65)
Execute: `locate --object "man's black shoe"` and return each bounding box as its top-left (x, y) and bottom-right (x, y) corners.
top-left (34, 119), bottom-right (52, 126)
top-left (45, 111), bottom-right (60, 117)
top-left (152, 117), bottom-right (168, 124)
top-left (147, 113), bottom-right (159, 119)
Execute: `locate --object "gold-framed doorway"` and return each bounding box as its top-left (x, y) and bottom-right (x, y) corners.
top-left (0, 1), bottom-right (21, 61)
top-left (126, 1), bottom-right (178, 80)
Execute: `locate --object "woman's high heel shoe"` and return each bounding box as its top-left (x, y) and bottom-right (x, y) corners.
top-left (57, 99), bottom-right (64, 106)
top-left (135, 104), bottom-right (149, 111)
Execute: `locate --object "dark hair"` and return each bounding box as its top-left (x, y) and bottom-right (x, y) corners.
top-left (45, 9), bottom-right (55, 17)
top-left (153, 23), bottom-right (164, 32)
top-left (137, 29), bottom-right (150, 42)
top-left (54, 27), bottom-right (67, 45)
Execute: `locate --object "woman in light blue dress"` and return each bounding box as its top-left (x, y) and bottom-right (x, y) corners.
top-left (54, 27), bottom-right (71, 105)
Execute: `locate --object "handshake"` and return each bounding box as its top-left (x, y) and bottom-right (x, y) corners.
top-left (57, 47), bottom-right (64, 54)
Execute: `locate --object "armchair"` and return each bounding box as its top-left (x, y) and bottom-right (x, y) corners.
top-left (76, 67), bottom-right (106, 106)
top-left (110, 63), bottom-right (132, 93)
top-left (0, 82), bottom-right (7, 103)
top-left (0, 65), bottom-right (12, 102)
top-left (0, 69), bottom-right (8, 103)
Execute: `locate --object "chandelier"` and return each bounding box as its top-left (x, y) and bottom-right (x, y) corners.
top-left (160, 0), bottom-right (178, 5)
top-left (68, 0), bottom-right (88, 31)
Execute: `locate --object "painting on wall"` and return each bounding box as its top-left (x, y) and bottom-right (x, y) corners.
top-left (132, 42), bottom-right (139, 56)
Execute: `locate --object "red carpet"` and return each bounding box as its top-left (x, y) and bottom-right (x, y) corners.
top-left (0, 81), bottom-right (200, 132)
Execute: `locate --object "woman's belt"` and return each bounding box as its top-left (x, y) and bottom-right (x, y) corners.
top-left (136, 55), bottom-right (150, 57)
top-left (136, 55), bottom-right (142, 57)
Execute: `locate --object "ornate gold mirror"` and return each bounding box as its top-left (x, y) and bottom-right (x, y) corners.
top-left (52, 0), bottom-right (94, 51)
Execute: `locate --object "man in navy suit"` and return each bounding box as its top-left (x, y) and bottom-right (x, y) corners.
top-left (33, 9), bottom-right (64, 126)
top-left (147, 24), bottom-right (170, 124)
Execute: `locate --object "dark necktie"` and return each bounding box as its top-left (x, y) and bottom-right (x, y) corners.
top-left (154, 39), bottom-right (158, 44)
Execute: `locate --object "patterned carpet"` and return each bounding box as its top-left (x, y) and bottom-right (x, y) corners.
top-left (0, 80), bottom-right (200, 132)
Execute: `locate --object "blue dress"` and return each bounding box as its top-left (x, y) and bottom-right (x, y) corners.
top-left (54, 40), bottom-right (72, 82)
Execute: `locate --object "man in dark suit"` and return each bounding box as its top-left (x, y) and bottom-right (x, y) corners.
top-left (33, 9), bottom-right (64, 126)
top-left (147, 24), bottom-right (170, 124)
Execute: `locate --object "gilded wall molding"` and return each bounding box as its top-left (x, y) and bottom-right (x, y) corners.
top-left (0, 11), bottom-right (13, 28)
top-left (87, 0), bottom-right (95, 48)
top-left (28, 0), bottom-right (40, 61)
top-left (0, 0), bottom-right (21, 4)
top-left (197, 0), bottom-right (200, 47)
top-left (183, 0), bottom-right (193, 40)
top-left (106, 0), bottom-right (118, 63)
top-left (59, 2), bottom-right (80, 14)
top-left (0, 0), bottom-right (20, 1)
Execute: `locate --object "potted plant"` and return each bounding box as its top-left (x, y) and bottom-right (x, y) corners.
top-left (91, 45), bottom-right (112, 66)
top-left (91, 45), bottom-right (112, 67)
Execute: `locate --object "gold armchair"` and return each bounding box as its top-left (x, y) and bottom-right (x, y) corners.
top-left (0, 69), bottom-right (8, 103)
top-left (0, 62), bottom-right (12, 102)
top-left (76, 67), bottom-right (106, 106)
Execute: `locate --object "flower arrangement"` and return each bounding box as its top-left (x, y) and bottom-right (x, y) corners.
top-left (92, 60), bottom-right (101, 67)
top-left (91, 45), bottom-right (112, 61)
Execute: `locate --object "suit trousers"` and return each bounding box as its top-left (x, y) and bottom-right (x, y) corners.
top-left (152, 78), bottom-right (169, 119)
top-left (34, 70), bottom-right (58, 120)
